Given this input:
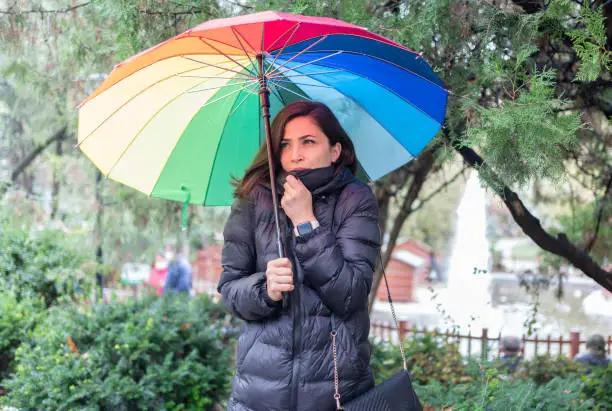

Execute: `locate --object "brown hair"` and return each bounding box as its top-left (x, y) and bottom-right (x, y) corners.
top-left (232, 101), bottom-right (358, 199)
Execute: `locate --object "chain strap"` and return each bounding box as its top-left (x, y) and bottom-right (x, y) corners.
top-left (331, 331), bottom-right (343, 410)
top-left (381, 253), bottom-right (408, 371)
top-left (330, 226), bottom-right (408, 410)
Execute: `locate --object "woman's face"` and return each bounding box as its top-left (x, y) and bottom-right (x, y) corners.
top-left (279, 115), bottom-right (341, 173)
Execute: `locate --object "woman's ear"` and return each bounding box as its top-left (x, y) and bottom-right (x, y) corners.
top-left (331, 142), bottom-right (342, 163)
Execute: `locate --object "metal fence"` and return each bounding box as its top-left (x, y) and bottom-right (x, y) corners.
top-left (371, 320), bottom-right (612, 360)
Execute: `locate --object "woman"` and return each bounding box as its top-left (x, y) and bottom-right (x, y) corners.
top-left (218, 101), bottom-right (381, 411)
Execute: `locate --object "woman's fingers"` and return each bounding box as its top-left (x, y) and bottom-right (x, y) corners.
top-left (271, 273), bottom-right (293, 284)
top-left (268, 258), bottom-right (291, 268)
top-left (271, 283), bottom-right (294, 293)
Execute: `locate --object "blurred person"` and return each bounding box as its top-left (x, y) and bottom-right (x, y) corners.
top-left (498, 335), bottom-right (523, 373)
top-left (575, 334), bottom-right (610, 368)
top-left (147, 252), bottom-right (168, 296)
top-left (163, 243), bottom-right (192, 295)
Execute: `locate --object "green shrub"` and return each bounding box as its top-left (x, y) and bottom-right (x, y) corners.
top-left (415, 376), bottom-right (593, 410)
top-left (0, 293), bottom-right (46, 382)
top-left (580, 364), bottom-right (612, 410)
top-left (371, 336), bottom-right (603, 409)
top-left (0, 227), bottom-right (90, 307)
top-left (513, 355), bottom-right (582, 384)
top-left (2, 294), bottom-right (238, 410)
top-left (370, 332), bottom-right (470, 386)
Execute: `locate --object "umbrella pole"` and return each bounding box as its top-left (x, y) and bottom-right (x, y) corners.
top-left (257, 55), bottom-right (285, 260)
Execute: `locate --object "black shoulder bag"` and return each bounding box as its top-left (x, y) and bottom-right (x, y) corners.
top-left (330, 249), bottom-right (423, 411)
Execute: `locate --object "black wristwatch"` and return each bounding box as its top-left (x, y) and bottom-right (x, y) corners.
top-left (294, 220), bottom-right (320, 237)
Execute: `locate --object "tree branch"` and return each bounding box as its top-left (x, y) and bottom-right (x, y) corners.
top-left (510, 0), bottom-right (547, 13)
top-left (0, 3), bottom-right (90, 14)
top-left (585, 170), bottom-right (612, 252)
top-left (445, 132), bottom-right (612, 292)
top-left (408, 166), bottom-right (469, 215)
top-left (11, 126), bottom-right (68, 183)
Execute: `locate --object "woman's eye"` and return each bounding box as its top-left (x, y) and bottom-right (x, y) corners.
top-left (279, 142), bottom-right (288, 149)
top-left (304, 139), bottom-right (315, 144)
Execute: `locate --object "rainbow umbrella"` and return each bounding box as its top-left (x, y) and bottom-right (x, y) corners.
top-left (78, 11), bottom-right (447, 249)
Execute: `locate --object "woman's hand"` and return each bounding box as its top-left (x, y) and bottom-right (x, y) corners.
top-left (266, 258), bottom-right (294, 301)
top-left (281, 175), bottom-right (315, 225)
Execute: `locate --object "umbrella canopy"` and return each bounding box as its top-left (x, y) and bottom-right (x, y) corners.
top-left (78, 11), bottom-right (448, 208)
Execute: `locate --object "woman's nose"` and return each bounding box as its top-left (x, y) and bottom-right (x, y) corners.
top-left (291, 145), bottom-right (303, 162)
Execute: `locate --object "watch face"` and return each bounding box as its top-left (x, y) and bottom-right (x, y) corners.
top-left (297, 222), bottom-right (313, 235)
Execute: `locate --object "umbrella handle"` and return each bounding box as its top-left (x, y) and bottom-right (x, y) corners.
top-left (258, 54), bottom-right (289, 310)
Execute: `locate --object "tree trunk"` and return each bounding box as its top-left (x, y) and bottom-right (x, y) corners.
top-left (448, 135), bottom-right (612, 292)
top-left (50, 138), bottom-right (63, 220)
top-left (94, 170), bottom-right (105, 301)
top-left (368, 144), bottom-right (441, 312)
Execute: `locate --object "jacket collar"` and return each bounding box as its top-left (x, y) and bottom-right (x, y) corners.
top-left (262, 165), bottom-right (355, 198)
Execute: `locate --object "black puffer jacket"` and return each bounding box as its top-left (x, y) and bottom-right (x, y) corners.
top-left (218, 166), bottom-right (380, 411)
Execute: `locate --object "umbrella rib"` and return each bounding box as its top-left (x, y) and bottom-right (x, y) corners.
top-left (229, 82), bottom-right (259, 116)
top-left (78, 62), bottom-right (241, 148)
top-left (269, 81), bottom-right (311, 101)
top-left (199, 37), bottom-right (257, 77)
top-left (191, 35), bottom-right (247, 55)
top-left (201, 79), bottom-right (256, 205)
top-left (268, 32), bottom-right (417, 58)
top-left (267, 51), bottom-right (343, 79)
top-left (273, 69), bottom-right (343, 78)
top-left (282, 75), bottom-right (421, 160)
top-left (264, 22), bottom-right (301, 76)
top-left (268, 77), bottom-right (336, 89)
top-left (281, 62), bottom-right (444, 127)
top-left (260, 20), bottom-right (265, 55)
top-left (178, 74), bottom-right (245, 80)
top-left (272, 49), bottom-right (447, 91)
top-left (105, 81), bottom-right (255, 179)
top-left (267, 22), bottom-right (301, 51)
top-left (182, 56), bottom-right (255, 79)
top-left (261, 60), bottom-right (287, 104)
top-left (192, 82), bottom-right (257, 111)
top-left (230, 26), bottom-right (258, 68)
top-left (186, 79), bottom-right (257, 94)
top-left (267, 82), bottom-right (287, 106)
top-left (264, 35), bottom-right (330, 79)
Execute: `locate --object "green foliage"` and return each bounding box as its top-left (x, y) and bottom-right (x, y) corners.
top-left (580, 365), bottom-right (612, 410)
top-left (0, 226), bottom-right (91, 307)
top-left (513, 355), bottom-right (582, 384)
top-left (369, 339), bottom-right (404, 385)
top-left (466, 69), bottom-right (581, 191)
top-left (370, 336), bottom-right (601, 409)
top-left (88, 0), bottom-right (223, 61)
top-left (415, 376), bottom-right (593, 411)
top-left (370, 332), bottom-right (469, 386)
top-left (2, 294), bottom-right (238, 410)
top-left (0, 294), bottom-right (46, 382)
top-left (405, 332), bottom-right (470, 385)
top-left (556, 200), bottom-right (612, 264)
top-left (567, 4), bottom-right (611, 82)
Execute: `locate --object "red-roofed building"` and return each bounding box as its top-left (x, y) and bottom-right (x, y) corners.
top-left (192, 244), bottom-right (223, 295)
top-left (375, 239), bottom-right (433, 302)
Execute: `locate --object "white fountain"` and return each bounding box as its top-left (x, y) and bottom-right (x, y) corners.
top-left (438, 169), bottom-right (496, 333)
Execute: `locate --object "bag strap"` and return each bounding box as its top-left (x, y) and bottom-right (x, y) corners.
top-left (330, 227), bottom-right (408, 410)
